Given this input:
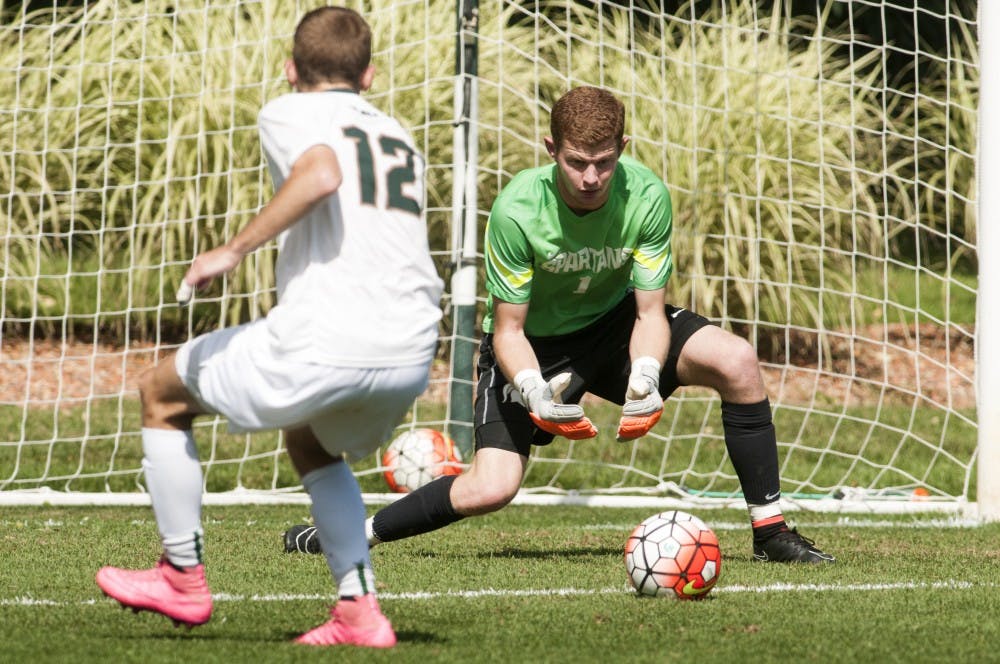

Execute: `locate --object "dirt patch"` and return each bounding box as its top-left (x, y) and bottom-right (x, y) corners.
top-left (1, 322), bottom-right (976, 409)
top-left (755, 323), bottom-right (976, 409)
top-left (0, 339), bottom-right (174, 405)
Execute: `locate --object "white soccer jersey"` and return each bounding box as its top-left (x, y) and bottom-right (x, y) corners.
top-left (257, 90), bottom-right (443, 367)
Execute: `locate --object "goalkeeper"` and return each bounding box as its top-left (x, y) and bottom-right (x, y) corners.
top-left (288, 86), bottom-right (834, 564)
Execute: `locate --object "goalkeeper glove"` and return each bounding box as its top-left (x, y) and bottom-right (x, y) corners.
top-left (616, 357), bottom-right (663, 441)
top-left (514, 370), bottom-right (598, 440)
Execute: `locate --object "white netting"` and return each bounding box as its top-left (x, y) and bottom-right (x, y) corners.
top-left (0, 0), bottom-right (980, 513)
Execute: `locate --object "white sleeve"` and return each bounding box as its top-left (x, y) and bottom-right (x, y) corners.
top-left (258, 97), bottom-right (337, 175)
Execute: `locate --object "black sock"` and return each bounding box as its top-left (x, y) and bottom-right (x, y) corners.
top-left (370, 474), bottom-right (464, 542)
top-left (721, 399), bottom-right (781, 505)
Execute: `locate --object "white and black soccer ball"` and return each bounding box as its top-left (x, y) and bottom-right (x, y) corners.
top-left (624, 510), bottom-right (722, 599)
top-left (382, 428), bottom-right (464, 493)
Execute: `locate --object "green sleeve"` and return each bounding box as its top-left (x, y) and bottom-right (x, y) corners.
top-left (484, 211), bottom-right (534, 304)
top-left (631, 183), bottom-right (673, 290)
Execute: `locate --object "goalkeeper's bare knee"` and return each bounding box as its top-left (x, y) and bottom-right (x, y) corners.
top-left (454, 481), bottom-right (518, 516)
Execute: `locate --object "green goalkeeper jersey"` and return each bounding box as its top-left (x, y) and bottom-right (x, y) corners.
top-left (483, 154), bottom-right (673, 336)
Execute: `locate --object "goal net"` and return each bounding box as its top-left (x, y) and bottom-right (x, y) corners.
top-left (0, 0), bottom-right (984, 515)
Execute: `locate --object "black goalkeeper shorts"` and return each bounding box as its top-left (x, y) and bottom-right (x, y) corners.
top-left (473, 295), bottom-right (712, 457)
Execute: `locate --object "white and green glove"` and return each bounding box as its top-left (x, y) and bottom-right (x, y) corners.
top-left (513, 370), bottom-right (598, 440)
top-left (617, 357), bottom-right (663, 441)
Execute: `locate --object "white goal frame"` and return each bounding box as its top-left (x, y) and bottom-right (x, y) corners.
top-left (975, 1), bottom-right (1000, 521)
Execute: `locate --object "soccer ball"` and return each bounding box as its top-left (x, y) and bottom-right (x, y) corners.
top-left (382, 428), bottom-right (463, 493)
top-left (623, 510), bottom-right (722, 599)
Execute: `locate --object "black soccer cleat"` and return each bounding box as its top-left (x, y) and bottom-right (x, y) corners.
top-left (753, 528), bottom-right (835, 564)
top-left (283, 525), bottom-right (322, 554)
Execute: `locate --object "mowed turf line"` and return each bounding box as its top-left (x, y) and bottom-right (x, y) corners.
top-left (1, 505), bottom-right (998, 663)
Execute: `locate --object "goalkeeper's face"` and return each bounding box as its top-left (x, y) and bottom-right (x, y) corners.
top-left (546, 137), bottom-right (624, 214)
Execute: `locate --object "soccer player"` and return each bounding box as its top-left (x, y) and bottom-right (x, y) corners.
top-left (95, 6), bottom-right (443, 647)
top-left (289, 85), bottom-right (834, 563)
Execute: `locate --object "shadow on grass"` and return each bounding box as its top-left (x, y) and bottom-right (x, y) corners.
top-left (474, 546), bottom-right (621, 559)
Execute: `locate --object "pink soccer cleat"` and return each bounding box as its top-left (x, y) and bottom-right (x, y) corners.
top-left (96, 557), bottom-right (213, 627)
top-left (295, 595), bottom-right (397, 647)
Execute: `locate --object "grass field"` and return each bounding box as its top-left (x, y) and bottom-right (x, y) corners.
top-left (1, 392), bottom-right (978, 500)
top-left (2, 504), bottom-right (998, 663)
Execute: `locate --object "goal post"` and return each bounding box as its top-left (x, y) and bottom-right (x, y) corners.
top-left (447, 0), bottom-right (480, 459)
top-left (0, 0), bottom-right (985, 517)
top-left (976, 0), bottom-right (1000, 522)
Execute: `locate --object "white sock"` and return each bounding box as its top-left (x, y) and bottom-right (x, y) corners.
top-left (141, 427), bottom-right (204, 568)
top-left (747, 501), bottom-right (784, 526)
top-left (302, 462), bottom-right (376, 598)
top-left (365, 516), bottom-right (382, 548)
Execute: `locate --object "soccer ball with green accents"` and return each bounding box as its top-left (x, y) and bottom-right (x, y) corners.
top-left (624, 510), bottom-right (721, 599)
top-left (382, 428), bottom-right (463, 493)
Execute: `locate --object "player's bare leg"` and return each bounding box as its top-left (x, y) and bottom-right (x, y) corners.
top-left (138, 356), bottom-right (206, 431)
top-left (284, 426), bottom-right (341, 475)
top-left (448, 447), bottom-right (528, 515)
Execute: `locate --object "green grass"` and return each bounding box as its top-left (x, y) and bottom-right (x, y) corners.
top-left (1, 505), bottom-right (998, 663)
top-left (1, 393), bottom-right (977, 501)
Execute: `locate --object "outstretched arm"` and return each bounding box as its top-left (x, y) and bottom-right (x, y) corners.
top-left (177, 145), bottom-right (342, 302)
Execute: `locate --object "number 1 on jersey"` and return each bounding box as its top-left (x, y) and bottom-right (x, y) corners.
top-left (574, 276), bottom-right (591, 294)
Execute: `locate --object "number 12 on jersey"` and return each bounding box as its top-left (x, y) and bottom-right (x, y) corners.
top-left (343, 126), bottom-right (422, 216)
